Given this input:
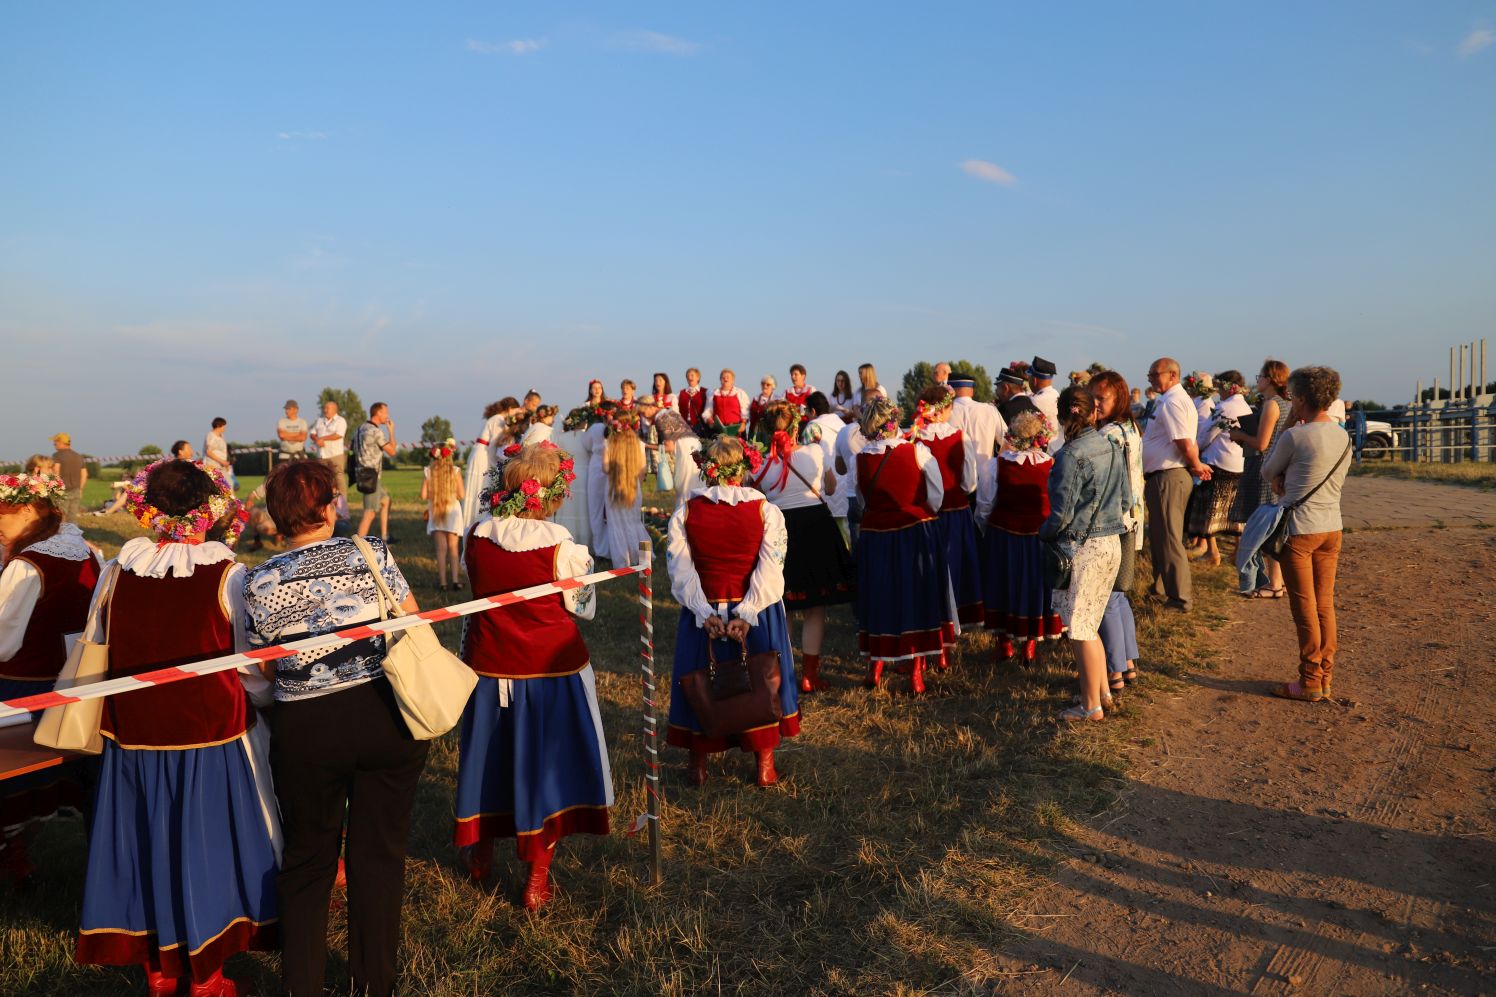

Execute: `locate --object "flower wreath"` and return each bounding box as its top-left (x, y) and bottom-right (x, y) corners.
top-left (607, 409), bottom-right (642, 436)
top-left (1183, 371), bottom-right (1215, 399)
top-left (1218, 381), bottom-right (1245, 399)
top-left (867, 416), bottom-right (904, 442)
top-left (429, 437), bottom-right (456, 461)
top-left (1003, 415), bottom-right (1053, 454)
top-left (692, 440), bottom-right (766, 486)
top-left (123, 459), bottom-right (246, 546)
top-left (912, 393), bottom-right (953, 433)
top-left (0, 472), bottom-right (67, 508)
top-left (480, 441), bottom-right (577, 518)
top-left (562, 400), bottom-right (615, 433)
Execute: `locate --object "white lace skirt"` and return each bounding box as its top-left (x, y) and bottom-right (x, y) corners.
top-left (1054, 534), bottom-right (1122, 641)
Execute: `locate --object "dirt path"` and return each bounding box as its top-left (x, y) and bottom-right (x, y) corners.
top-left (995, 477), bottom-right (1496, 995)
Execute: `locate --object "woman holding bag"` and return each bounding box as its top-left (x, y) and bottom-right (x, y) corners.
top-left (666, 436), bottom-right (800, 788)
top-left (1040, 388), bottom-right (1131, 723)
top-left (242, 459), bottom-right (428, 997)
top-left (75, 459), bottom-right (277, 997)
top-left (456, 441), bottom-right (613, 910)
top-left (0, 470), bottom-right (100, 889)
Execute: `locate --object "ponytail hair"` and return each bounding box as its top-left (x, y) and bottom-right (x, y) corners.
top-left (1056, 385), bottom-right (1096, 441)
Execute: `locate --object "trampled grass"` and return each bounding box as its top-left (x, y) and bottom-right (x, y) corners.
top-left (1, 486), bottom-right (1230, 995)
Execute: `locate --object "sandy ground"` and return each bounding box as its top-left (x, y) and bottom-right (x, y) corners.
top-left (995, 476), bottom-right (1496, 995)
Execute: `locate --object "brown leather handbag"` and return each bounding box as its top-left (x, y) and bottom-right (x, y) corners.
top-left (679, 636), bottom-right (782, 739)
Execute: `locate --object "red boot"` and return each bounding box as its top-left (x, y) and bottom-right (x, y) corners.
top-left (999, 636), bottom-right (1015, 660)
top-left (146, 968), bottom-right (178, 997)
top-left (461, 837), bottom-right (494, 883)
top-left (189, 969), bottom-right (237, 997)
top-left (911, 657), bottom-right (927, 696)
top-left (799, 653), bottom-right (828, 693)
top-left (755, 749), bottom-right (779, 787)
top-left (522, 847), bottom-right (555, 912)
top-left (864, 659), bottom-right (885, 688)
top-left (936, 648), bottom-right (949, 671)
top-left (688, 750), bottom-right (709, 786)
top-left (1023, 639), bottom-right (1037, 662)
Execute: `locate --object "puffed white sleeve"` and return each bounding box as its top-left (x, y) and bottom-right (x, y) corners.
top-left (557, 539), bottom-right (596, 620)
top-left (0, 559), bottom-right (42, 662)
top-left (667, 506), bottom-right (716, 627)
top-left (225, 564), bottom-right (273, 708)
top-left (843, 443), bottom-right (861, 497)
top-left (735, 502), bottom-right (787, 627)
top-left (913, 442), bottom-right (944, 512)
top-left (975, 457), bottom-right (999, 524)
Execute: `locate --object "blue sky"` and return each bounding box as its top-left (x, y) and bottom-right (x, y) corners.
top-left (3, 2), bottom-right (1493, 457)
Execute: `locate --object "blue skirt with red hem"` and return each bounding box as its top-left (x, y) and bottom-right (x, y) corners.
top-left (981, 528), bottom-right (1064, 641)
top-left (76, 736), bottom-right (280, 982)
top-left (667, 601), bottom-right (801, 754)
top-left (854, 521), bottom-right (954, 661)
top-left (935, 508), bottom-right (985, 631)
top-left (453, 670), bottom-right (613, 860)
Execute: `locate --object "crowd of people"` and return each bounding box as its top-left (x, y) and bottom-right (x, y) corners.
top-left (0, 354), bottom-right (1353, 995)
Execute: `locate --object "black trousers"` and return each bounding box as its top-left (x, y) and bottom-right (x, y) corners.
top-left (270, 678), bottom-right (429, 997)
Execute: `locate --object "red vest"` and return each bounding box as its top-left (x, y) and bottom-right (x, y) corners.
top-left (101, 561), bottom-right (247, 749)
top-left (988, 458), bottom-right (1052, 536)
top-left (0, 551), bottom-right (99, 682)
top-left (683, 498), bottom-right (765, 601)
top-left (921, 431), bottom-right (970, 511)
top-left (783, 387), bottom-right (812, 408)
top-left (748, 396), bottom-right (771, 435)
top-left (712, 391), bottom-right (743, 427)
top-left (464, 539), bottom-right (589, 678)
top-left (858, 445), bottom-right (935, 531)
top-left (678, 388), bottom-right (706, 425)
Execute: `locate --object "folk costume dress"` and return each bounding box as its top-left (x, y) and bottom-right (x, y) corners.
top-left (1187, 392), bottom-right (1250, 539)
top-left (677, 385), bottom-right (708, 431)
top-left (976, 450), bottom-right (1065, 644)
top-left (463, 411), bottom-right (510, 531)
top-left (456, 518), bottom-right (613, 861)
top-left (846, 438), bottom-right (956, 661)
top-left (77, 539), bottom-right (280, 984)
top-left (552, 427), bottom-right (594, 549)
top-left (665, 485), bottom-right (801, 754)
top-left (751, 440), bottom-right (854, 610)
top-left (781, 383), bottom-right (818, 410)
top-left (0, 522), bottom-right (100, 847)
top-left (583, 420), bottom-right (611, 561)
top-left (703, 387), bottom-right (752, 438)
top-left (913, 423), bottom-right (985, 631)
top-left (603, 433), bottom-right (651, 569)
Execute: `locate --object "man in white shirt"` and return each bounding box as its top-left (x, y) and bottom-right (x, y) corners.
top-left (1141, 357), bottom-right (1212, 612)
top-left (1027, 356), bottom-right (1064, 454)
top-left (946, 376), bottom-right (1004, 465)
top-left (311, 400), bottom-right (349, 494)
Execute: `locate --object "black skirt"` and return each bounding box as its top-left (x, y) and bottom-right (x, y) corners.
top-left (781, 503), bottom-right (856, 610)
top-left (1187, 469), bottom-right (1243, 538)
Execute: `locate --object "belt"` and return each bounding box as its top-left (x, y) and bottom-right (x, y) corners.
top-left (1143, 467), bottom-right (1187, 480)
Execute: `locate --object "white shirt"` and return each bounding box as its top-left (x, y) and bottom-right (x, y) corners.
top-left (0, 524), bottom-right (101, 664)
top-left (752, 446), bottom-right (827, 512)
top-left (1030, 385), bottom-right (1064, 454)
top-left (913, 422), bottom-right (978, 493)
top-left (520, 422), bottom-right (553, 446)
top-left (777, 383), bottom-right (818, 401)
top-left (974, 450), bottom-right (1054, 523)
top-left (1200, 394), bottom-right (1250, 474)
top-left (204, 432), bottom-right (229, 467)
top-left (666, 485), bottom-right (788, 627)
top-left (1141, 383), bottom-right (1199, 474)
top-left (467, 518), bottom-right (595, 618)
top-left (809, 413), bottom-right (849, 517)
top-left (312, 414), bottom-right (348, 458)
top-left (843, 438), bottom-right (944, 513)
top-left (833, 421), bottom-right (866, 478)
top-left (948, 396), bottom-right (1004, 462)
top-left (701, 387), bottom-right (752, 427)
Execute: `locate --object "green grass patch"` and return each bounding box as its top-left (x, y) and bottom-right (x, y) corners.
top-left (1351, 461), bottom-right (1496, 491)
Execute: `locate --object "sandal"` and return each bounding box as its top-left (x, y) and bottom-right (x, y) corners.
top-left (1071, 693), bottom-right (1114, 710)
top-left (1122, 668), bottom-right (1138, 685)
top-left (1059, 704), bottom-right (1104, 723)
top-left (1109, 675), bottom-right (1126, 695)
top-left (1270, 681), bottom-right (1323, 702)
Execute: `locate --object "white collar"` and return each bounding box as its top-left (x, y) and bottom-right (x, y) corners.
top-left (1000, 449), bottom-right (1053, 466)
top-left (468, 517), bottom-right (574, 552)
top-left (694, 484), bottom-right (765, 506)
top-left (914, 423), bottom-right (959, 440)
top-left (859, 437), bottom-right (910, 454)
top-left (116, 536), bottom-right (238, 579)
top-left (21, 522), bottom-right (94, 562)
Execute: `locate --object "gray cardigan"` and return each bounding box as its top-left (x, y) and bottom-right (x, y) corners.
top-left (1261, 421), bottom-right (1351, 536)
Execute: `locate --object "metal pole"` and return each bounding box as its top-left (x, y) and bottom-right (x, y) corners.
top-left (1472, 340), bottom-right (1480, 400)
top-left (1450, 347), bottom-right (1455, 403)
top-left (1482, 338), bottom-right (1488, 398)
top-left (638, 539), bottom-right (662, 887)
top-left (1458, 345), bottom-right (1465, 403)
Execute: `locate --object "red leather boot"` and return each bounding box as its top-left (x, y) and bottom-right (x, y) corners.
top-left (522, 847), bottom-right (555, 912)
top-left (189, 968), bottom-right (238, 997)
top-left (1024, 639), bottom-right (1037, 662)
top-left (755, 750), bottom-right (779, 787)
top-left (688, 750), bottom-right (709, 786)
top-left (146, 968), bottom-right (178, 997)
top-left (864, 659), bottom-right (884, 688)
top-left (911, 657), bottom-right (927, 696)
top-left (461, 837), bottom-right (494, 882)
top-left (799, 653), bottom-right (827, 693)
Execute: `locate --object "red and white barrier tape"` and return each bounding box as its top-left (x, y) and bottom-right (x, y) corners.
top-left (0, 564), bottom-right (646, 721)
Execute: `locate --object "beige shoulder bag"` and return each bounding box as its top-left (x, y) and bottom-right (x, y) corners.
top-left (35, 563), bottom-right (120, 755)
top-left (350, 537), bottom-right (477, 740)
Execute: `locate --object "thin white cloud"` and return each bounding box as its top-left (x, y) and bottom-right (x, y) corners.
top-left (277, 130), bottom-right (328, 141)
top-left (958, 159), bottom-right (1018, 186)
top-left (1458, 28), bottom-right (1494, 57)
top-left (467, 37), bottom-right (545, 55)
top-left (611, 29), bottom-right (702, 55)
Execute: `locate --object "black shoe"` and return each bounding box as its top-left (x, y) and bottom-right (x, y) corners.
top-left (1164, 599), bottom-right (1189, 613)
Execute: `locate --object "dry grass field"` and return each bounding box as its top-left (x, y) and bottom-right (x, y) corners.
top-left (1351, 460), bottom-right (1496, 490)
top-left (1, 472), bottom-right (1231, 995)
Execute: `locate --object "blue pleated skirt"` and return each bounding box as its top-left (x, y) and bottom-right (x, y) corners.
top-left (453, 670), bottom-right (613, 860)
top-left (981, 528), bottom-right (1064, 641)
top-left (854, 521), bottom-right (954, 661)
top-left (667, 601), bottom-right (801, 753)
top-left (935, 508), bottom-right (985, 629)
top-left (77, 735), bottom-right (280, 981)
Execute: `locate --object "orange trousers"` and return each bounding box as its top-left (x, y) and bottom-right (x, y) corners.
top-left (1280, 530), bottom-right (1342, 690)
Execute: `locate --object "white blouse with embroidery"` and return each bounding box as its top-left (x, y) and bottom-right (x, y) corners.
top-left (842, 438), bottom-right (944, 512)
top-left (666, 485), bottom-right (787, 628)
top-left (467, 518), bottom-right (596, 619)
top-left (0, 523), bottom-right (101, 662)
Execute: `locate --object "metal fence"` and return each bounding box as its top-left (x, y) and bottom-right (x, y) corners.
top-left (1364, 401), bottom-right (1496, 463)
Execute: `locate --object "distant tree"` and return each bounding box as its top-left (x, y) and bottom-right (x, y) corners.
top-left (897, 359), bottom-right (994, 411)
top-left (139, 444), bottom-right (163, 456)
top-left (317, 387), bottom-right (367, 432)
top-left (118, 443), bottom-right (163, 474)
top-left (1350, 399), bottom-right (1386, 413)
top-left (418, 416), bottom-right (456, 464)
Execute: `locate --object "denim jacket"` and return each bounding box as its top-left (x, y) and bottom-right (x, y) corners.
top-left (1039, 426), bottom-right (1131, 544)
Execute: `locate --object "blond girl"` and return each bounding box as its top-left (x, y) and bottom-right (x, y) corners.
top-left (421, 439), bottom-right (466, 590)
top-left (601, 412), bottom-right (649, 567)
